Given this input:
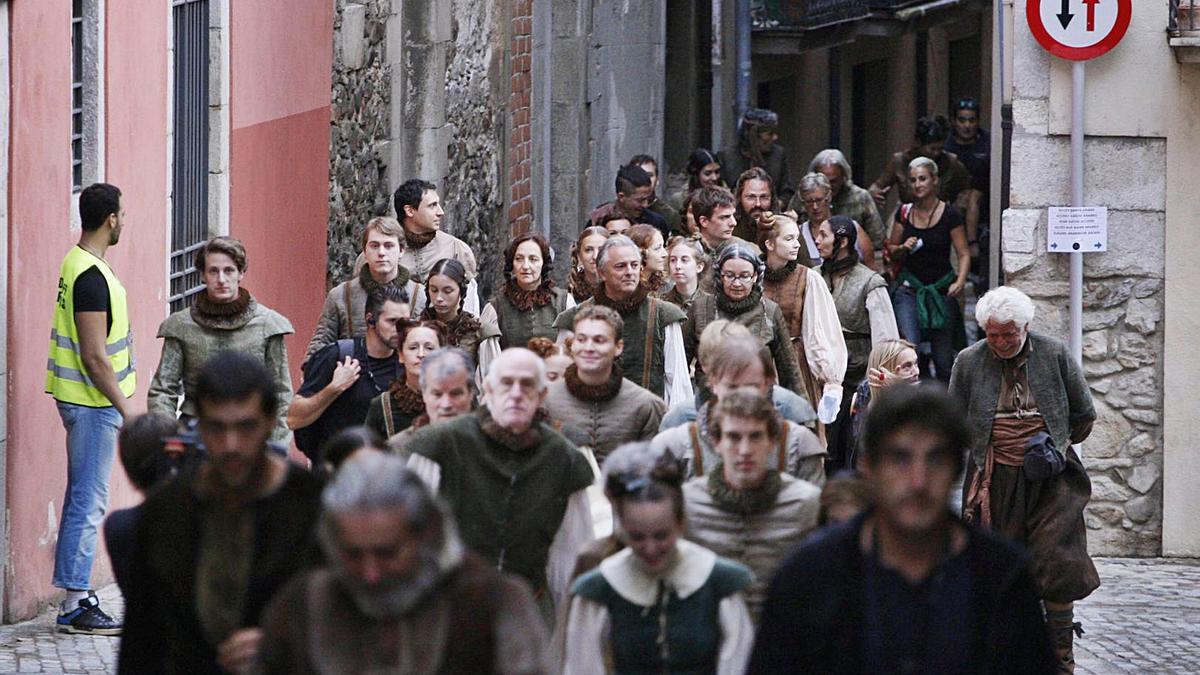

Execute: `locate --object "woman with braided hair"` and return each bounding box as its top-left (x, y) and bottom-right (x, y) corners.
top-left (421, 258), bottom-right (481, 362)
top-left (815, 215), bottom-right (898, 471)
top-left (568, 226), bottom-right (610, 304)
top-left (558, 443), bottom-right (754, 674)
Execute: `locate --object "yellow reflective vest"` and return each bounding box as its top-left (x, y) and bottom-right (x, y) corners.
top-left (45, 246), bottom-right (136, 406)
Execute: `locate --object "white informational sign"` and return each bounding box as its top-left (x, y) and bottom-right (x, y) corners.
top-left (1047, 206), bottom-right (1107, 253)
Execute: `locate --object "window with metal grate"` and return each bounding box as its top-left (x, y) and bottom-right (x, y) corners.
top-left (169, 0), bottom-right (210, 313)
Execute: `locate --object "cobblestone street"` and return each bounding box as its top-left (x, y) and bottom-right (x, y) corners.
top-left (0, 558), bottom-right (1193, 672)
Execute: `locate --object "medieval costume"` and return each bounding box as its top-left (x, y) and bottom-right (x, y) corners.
top-left (820, 220), bottom-right (899, 471)
top-left (479, 279), bottom-right (573, 374)
top-left (259, 545), bottom-right (547, 674)
top-left (561, 539), bottom-right (754, 675)
top-left (363, 379), bottom-right (426, 440)
top-left (553, 284), bottom-right (693, 408)
top-left (761, 256), bottom-right (848, 429)
top-left (542, 364), bottom-right (666, 466)
top-left (304, 264), bottom-right (423, 361)
top-left (404, 407), bottom-right (595, 611)
top-left (148, 288), bottom-right (294, 443)
top-left (651, 401), bottom-right (826, 488)
top-left (118, 462), bottom-right (323, 674)
top-left (950, 332), bottom-right (1100, 670)
top-left (684, 470), bottom-right (820, 622)
top-left (421, 306), bottom-right (482, 363)
top-left (400, 228), bottom-right (480, 314)
top-left (686, 287), bottom-right (804, 398)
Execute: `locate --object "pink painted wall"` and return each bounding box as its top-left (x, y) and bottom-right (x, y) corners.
top-left (5, 0), bottom-right (332, 619)
top-left (6, 1), bottom-right (169, 620)
top-left (228, 2), bottom-right (333, 385)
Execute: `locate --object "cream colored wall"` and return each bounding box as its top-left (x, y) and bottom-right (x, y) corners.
top-left (1162, 55), bottom-right (1200, 556)
top-left (1017, 0), bottom-right (1199, 555)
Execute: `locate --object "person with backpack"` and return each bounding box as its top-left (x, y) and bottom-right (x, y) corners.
top-left (287, 286), bottom-right (407, 463)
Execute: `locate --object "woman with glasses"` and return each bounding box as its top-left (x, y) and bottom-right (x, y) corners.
top-left (795, 172), bottom-right (874, 271)
top-left (684, 244), bottom-right (805, 397)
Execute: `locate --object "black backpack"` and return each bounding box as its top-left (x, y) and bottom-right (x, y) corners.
top-left (293, 339), bottom-right (356, 462)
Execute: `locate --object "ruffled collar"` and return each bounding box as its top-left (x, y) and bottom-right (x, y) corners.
top-left (716, 286), bottom-right (762, 316)
top-left (563, 364), bottom-right (624, 403)
top-left (502, 278), bottom-right (555, 312)
top-left (358, 264), bottom-right (411, 294)
top-left (404, 227), bottom-right (437, 250)
top-left (764, 258), bottom-right (799, 283)
top-left (422, 308), bottom-right (481, 345)
top-left (387, 380), bottom-right (426, 415)
top-left (593, 283), bottom-right (649, 316)
top-left (568, 269), bottom-right (597, 303)
top-left (477, 406), bottom-right (544, 452)
top-left (599, 539), bottom-right (716, 606)
top-left (191, 288), bottom-right (257, 330)
top-left (706, 465), bottom-right (784, 515)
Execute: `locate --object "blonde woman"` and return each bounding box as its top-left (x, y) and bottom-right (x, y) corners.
top-left (846, 339), bottom-right (918, 467)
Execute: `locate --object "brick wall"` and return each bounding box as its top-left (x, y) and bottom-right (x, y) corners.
top-left (507, 0), bottom-right (533, 235)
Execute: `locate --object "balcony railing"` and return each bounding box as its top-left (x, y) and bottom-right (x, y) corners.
top-left (759, 0), bottom-right (868, 29)
top-left (1170, 0), bottom-right (1198, 32)
top-left (1170, 0), bottom-right (1200, 63)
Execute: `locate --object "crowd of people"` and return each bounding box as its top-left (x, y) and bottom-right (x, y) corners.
top-left (42, 95), bottom-right (1098, 674)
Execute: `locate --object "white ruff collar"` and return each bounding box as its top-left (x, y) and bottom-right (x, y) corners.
top-left (598, 539), bottom-right (716, 606)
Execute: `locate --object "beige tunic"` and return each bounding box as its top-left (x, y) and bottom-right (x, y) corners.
top-left (683, 474), bottom-right (821, 621)
top-left (542, 377), bottom-right (666, 465)
top-left (651, 418), bottom-right (827, 488)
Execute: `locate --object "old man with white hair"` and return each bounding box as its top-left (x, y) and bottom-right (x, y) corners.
top-left (258, 451), bottom-right (548, 673)
top-left (404, 347), bottom-right (595, 619)
top-left (948, 285), bottom-right (1099, 673)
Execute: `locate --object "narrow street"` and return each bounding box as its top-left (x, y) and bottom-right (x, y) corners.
top-left (0, 558), bottom-right (1195, 673)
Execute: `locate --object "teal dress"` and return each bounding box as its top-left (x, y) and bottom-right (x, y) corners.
top-left (566, 540), bottom-right (753, 674)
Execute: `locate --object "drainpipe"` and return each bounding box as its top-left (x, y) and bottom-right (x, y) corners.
top-left (712, 0), bottom-right (724, 150)
top-left (735, 0), bottom-right (751, 119)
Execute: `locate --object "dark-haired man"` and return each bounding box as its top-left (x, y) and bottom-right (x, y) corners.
top-left (392, 179), bottom-right (479, 304)
top-left (630, 154), bottom-right (682, 236)
top-left (749, 386), bottom-right (1054, 674)
top-left (718, 108), bottom-right (795, 207)
top-left (289, 286), bottom-right (407, 462)
top-left (691, 185), bottom-right (759, 293)
top-left (944, 97), bottom-right (991, 287)
top-left (120, 352), bottom-right (323, 675)
top-left (588, 163), bottom-right (669, 237)
top-left (46, 182), bottom-right (134, 635)
top-left (732, 167), bottom-right (775, 243)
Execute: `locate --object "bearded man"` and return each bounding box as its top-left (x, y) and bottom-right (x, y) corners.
top-left (259, 451), bottom-right (548, 674)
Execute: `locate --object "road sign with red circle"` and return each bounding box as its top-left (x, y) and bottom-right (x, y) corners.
top-left (1027, 0), bottom-right (1132, 61)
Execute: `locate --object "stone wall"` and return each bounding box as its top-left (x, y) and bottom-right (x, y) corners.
top-left (443, 0), bottom-right (508, 296)
top-left (328, 0), bottom-right (392, 285)
top-left (1005, 27), bottom-right (1165, 556)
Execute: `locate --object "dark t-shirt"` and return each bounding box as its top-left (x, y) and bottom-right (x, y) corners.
top-left (900, 205), bottom-right (964, 285)
top-left (296, 338), bottom-right (399, 455)
top-left (74, 264), bottom-right (112, 333)
top-left (862, 544), bottom-right (972, 675)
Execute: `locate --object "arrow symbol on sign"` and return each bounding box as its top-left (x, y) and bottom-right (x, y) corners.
top-left (1094, 241), bottom-right (1102, 249)
top-left (1083, 0), bottom-right (1100, 31)
top-left (1057, 0), bottom-right (1074, 29)
top-left (1050, 242), bottom-right (1059, 250)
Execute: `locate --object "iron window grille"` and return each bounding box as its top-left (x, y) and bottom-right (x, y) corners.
top-left (169, 0), bottom-right (210, 313)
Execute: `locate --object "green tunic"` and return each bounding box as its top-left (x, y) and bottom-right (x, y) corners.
top-left (406, 411), bottom-right (593, 591)
top-left (148, 296), bottom-right (293, 443)
top-left (553, 296), bottom-right (686, 399)
top-left (826, 263), bottom-right (887, 382)
top-left (571, 547), bottom-right (752, 674)
top-left (685, 291), bottom-right (804, 397)
top-left (481, 287), bottom-right (570, 351)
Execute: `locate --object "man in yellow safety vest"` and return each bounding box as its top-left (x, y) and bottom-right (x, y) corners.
top-left (45, 182), bottom-right (135, 635)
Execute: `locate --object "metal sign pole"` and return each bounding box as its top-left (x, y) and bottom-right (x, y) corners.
top-left (1069, 60), bottom-right (1085, 366)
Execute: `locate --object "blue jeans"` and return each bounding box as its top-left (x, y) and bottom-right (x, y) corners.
top-left (53, 401), bottom-right (121, 590)
top-left (892, 284), bottom-right (962, 383)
